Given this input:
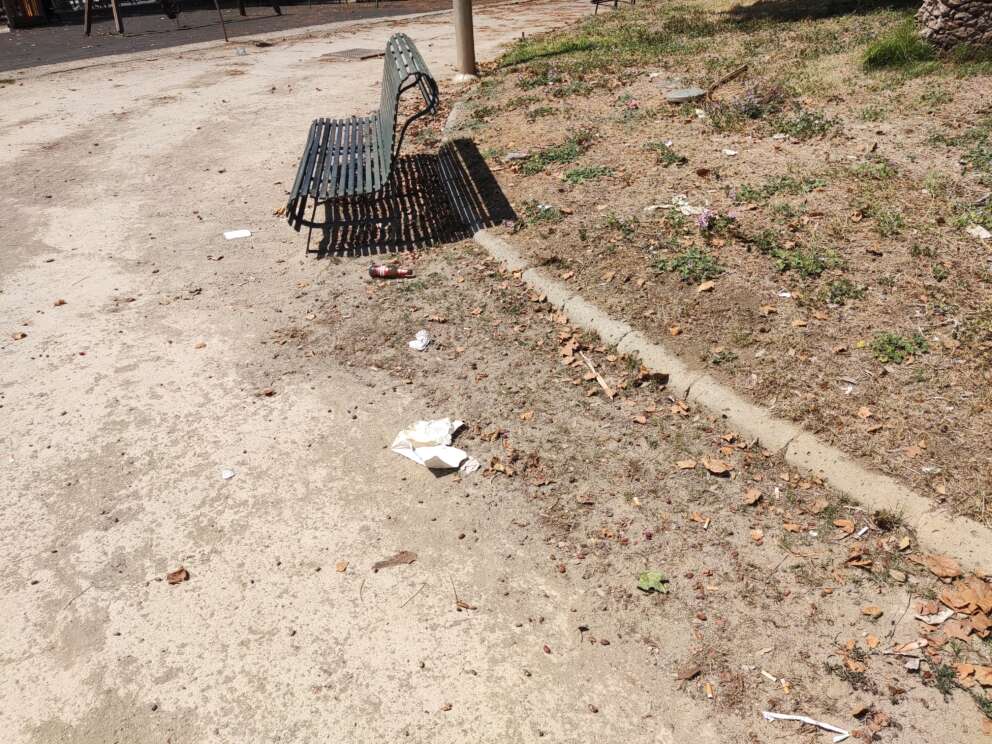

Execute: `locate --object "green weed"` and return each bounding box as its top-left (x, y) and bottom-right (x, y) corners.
top-left (521, 131), bottom-right (594, 175)
top-left (564, 165), bottom-right (613, 184)
top-left (863, 20), bottom-right (936, 71)
top-left (826, 279), bottom-right (866, 305)
top-left (656, 247), bottom-right (724, 283)
top-left (772, 110), bottom-right (835, 141)
top-left (645, 141), bottom-right (687, 167)
top-left (870, 332), bottom-right (928, 364)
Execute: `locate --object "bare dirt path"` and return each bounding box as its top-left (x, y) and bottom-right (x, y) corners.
top-left (0, 3), bottom-right (721, 742)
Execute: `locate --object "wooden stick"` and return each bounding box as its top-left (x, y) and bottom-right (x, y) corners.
top-left (238, 0), bottom-right (246, 16)
top-left (579, 351), bottom-right (615, 399)
top-left (83, 0), bottom-right (92, 36)
top-left (707, 64), bottom-right (748, 98)
top-left (110, 0), bottom-right (123, 34)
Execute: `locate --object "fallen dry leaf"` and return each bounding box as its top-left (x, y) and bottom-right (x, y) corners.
top-left (750, 529), bottom-right (764, 544)
top-left (857, 406), bottom-right (873, 419)
top-left (167, 567), bottom-right (189, 585)
top-left (910, 553), bottom-right (963, 579)
top-left (783, 522), bottom-right (802, 533)
top-left (697, 280), bottom-right (715, 293)
top-left (862, 605), bottom-right (883, 620)
top-left (701, 457), bottom-right (732, 476)
top-left (676, 459), bottom-right (697, 470)
top-left (833, 518), bottom-right (855, 535)
top-left (372, 550), bottom-right (417, 572)
top-left (742, 488), bottom-right (762, 506)
top-left (335, 560), bottom-right (349, 573)
top-left (975, 666), bottom-right (992, 687)
top-left (520, 410), bottom-right (534, 422)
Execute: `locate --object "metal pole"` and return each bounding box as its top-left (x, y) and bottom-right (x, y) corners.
top-left (453, 0), bottom-right (476, 81)
top-left (213, 0), bottom-right (228, 41)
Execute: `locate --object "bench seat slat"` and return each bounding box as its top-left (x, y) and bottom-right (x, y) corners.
top-left (286, 32), bottom-right (440, 229)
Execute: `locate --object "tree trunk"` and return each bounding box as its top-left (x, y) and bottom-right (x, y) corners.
top-left (918, 0), bottom-right (992, 48)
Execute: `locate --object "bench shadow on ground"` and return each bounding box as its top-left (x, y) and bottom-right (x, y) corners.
top-left (307, 138), bottom-right (515, 257)
top-left (725, 0), bottom-right (918, 23)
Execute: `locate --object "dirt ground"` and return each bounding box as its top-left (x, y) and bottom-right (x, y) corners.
top-left (2, 0), bottom-right (992, 742)
top-left (459, 0), bottom-right (992, 527)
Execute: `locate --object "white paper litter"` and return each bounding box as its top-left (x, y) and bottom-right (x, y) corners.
top-left (459, 457), bottom-right (481, 475)
top-left (391, 418), bottom-right (467, 470)
top-left (966, 224), bottom-right (992, 241)
top-left (762, 711), bottom-right (849, 742)
top-left (671, 194), bottom-right (705, 216)
top-left (221, 468), bottom-right (236, 480)
top-left (777, 290), bottom-right (793, 299)
top-left (224, 229), bottom-right (252, 240)
top-left (915, 608), bottom-right (954, 625)
top-left (722, 148), bottom-right (738, 156)
top-left (408, 329), bottom-right (431, 351)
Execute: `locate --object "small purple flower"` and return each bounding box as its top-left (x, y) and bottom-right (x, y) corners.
top-left (697, 209), bottom-right (717, 230)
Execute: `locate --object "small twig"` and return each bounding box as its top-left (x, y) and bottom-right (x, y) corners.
top-left (707, 64), bottom-right (748, 98)
top-left (449, 574), bottom-right (459, 605)
top-left (578, 351), bottom-right (614, 399)
top-left (399, 582), bottom-right (426, 608)
top-left (61, 584), bottom-right (92, 611)
top-left (888, 592), bottom-right (913, 640)
top-left (359, 577), bottom-right (366, 603)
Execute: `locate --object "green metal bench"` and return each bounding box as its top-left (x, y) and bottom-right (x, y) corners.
top-left (286, 33), bottom-right (440, 232)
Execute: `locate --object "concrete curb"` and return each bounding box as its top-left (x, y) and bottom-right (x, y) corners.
top-left (467, 229), bottom-right (992, 573)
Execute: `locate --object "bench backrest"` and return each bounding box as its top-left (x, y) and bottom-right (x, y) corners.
top-left (377, 33), bottom-right (439, 178)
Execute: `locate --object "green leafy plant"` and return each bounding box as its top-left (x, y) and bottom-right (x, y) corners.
top-left (637, 570), bottom-right (669, 594)
top-left (564, 165), bottom-right (613, 184)
top-left (521, 130), bottom-right (594, 175)
top-left (826, 279), bottom-right (866, 305)
top-left (657, 248), bottom-right (724, 283)
top-left (645, 141), bottom-right (687, 167)
top-left (772, 110), bottom-right (835, 141)
top-left (521, 200), bottom-right (565, 225)
top-left (870, 332), bottom-right (928, 364)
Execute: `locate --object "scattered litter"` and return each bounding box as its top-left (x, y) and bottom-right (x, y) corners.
top-left (855, 526), bottom-right (869, 538)
top-left (503, 151), bottom-right (530, 162)
top-left (722, 148), bottom-right (738, 157)
top-left (408, 329), bottom-right (431, 351)
top-left (637, 570), bottom-right (669, 594)
top-left (369, 264), bottom-right (415, 279)
top-left (915, 608), bottom-right (954, 625)
top-left (966, 224), bottom-right (992, 241)
top-left (905, 657), bottom-right (921, 672)
top-left (762, 711), bottom-right (849, 743)
top-left (221, 468), bottom-right (236, 480)
top-left (772, 133), bottom-right (788, 140)
top-left (776, 289), bottom-right (792, 299)
top-left (672, 194), bottom-right (705, 216)
top-left (760, 669), bottom-right (778, 682)
top-left (223, 229), bottom-right (251, 240)
top-left (391, 418), bottom-right (468, 470)
top-left (665, 86), bottom-right (706, 104)
top-left (235, 47), bottom-right (248, 56)
top-left (459, 457), bottom-right (481, 475)
top-left (694, 108), bottom-right (707, 119)
top-left (166, 567), bottom-right (189, 585)
top-left (372, 550), bottom-right (416, 572)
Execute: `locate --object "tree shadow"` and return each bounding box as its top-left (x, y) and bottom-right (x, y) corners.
top-left (725, 0), bottom-right (919, 24)
top-left (308, 138), bottom-right (515, 257)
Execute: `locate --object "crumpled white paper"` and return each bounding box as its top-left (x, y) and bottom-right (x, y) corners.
top-left (391, 418), bottom-right (467, 470)
top-left (408, 329), bottom-right (431, 351)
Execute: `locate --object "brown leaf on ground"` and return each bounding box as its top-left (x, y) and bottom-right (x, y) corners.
top-left (697, 280), bottom-right (715, 293)
top-left (942, 619), bottom-right (973, 642)
top-left (701, 457), bottom-right (732, 476)
top-left (862, 605), bottom-right (883, 619)
top-left (750, 529), bottom-right (764, 544)
top-left (372, 550), bottom-right (417, 572)
top-left (676, 459), bottom-right (697, 470)
top-left (783, 522), bottom-right (802, 533)
top-left (857, 406), bottom-right (873, 419)
top-left (742, 488), bottom-right (762, 506)
top-left (677, 664), bottom-right (701, 681)
top-left (335, 560), bottom-right (349, 573)
top-left (166, 567), bottom-right (189, 585)
top-left (833, 518), bottom-right (855, 534)
top-left (810, 498), bottom-right (829, 514)
top-left (910, 553), bottom-right (963, 579)
top-left (975, 666), bottom-right (992, 687)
